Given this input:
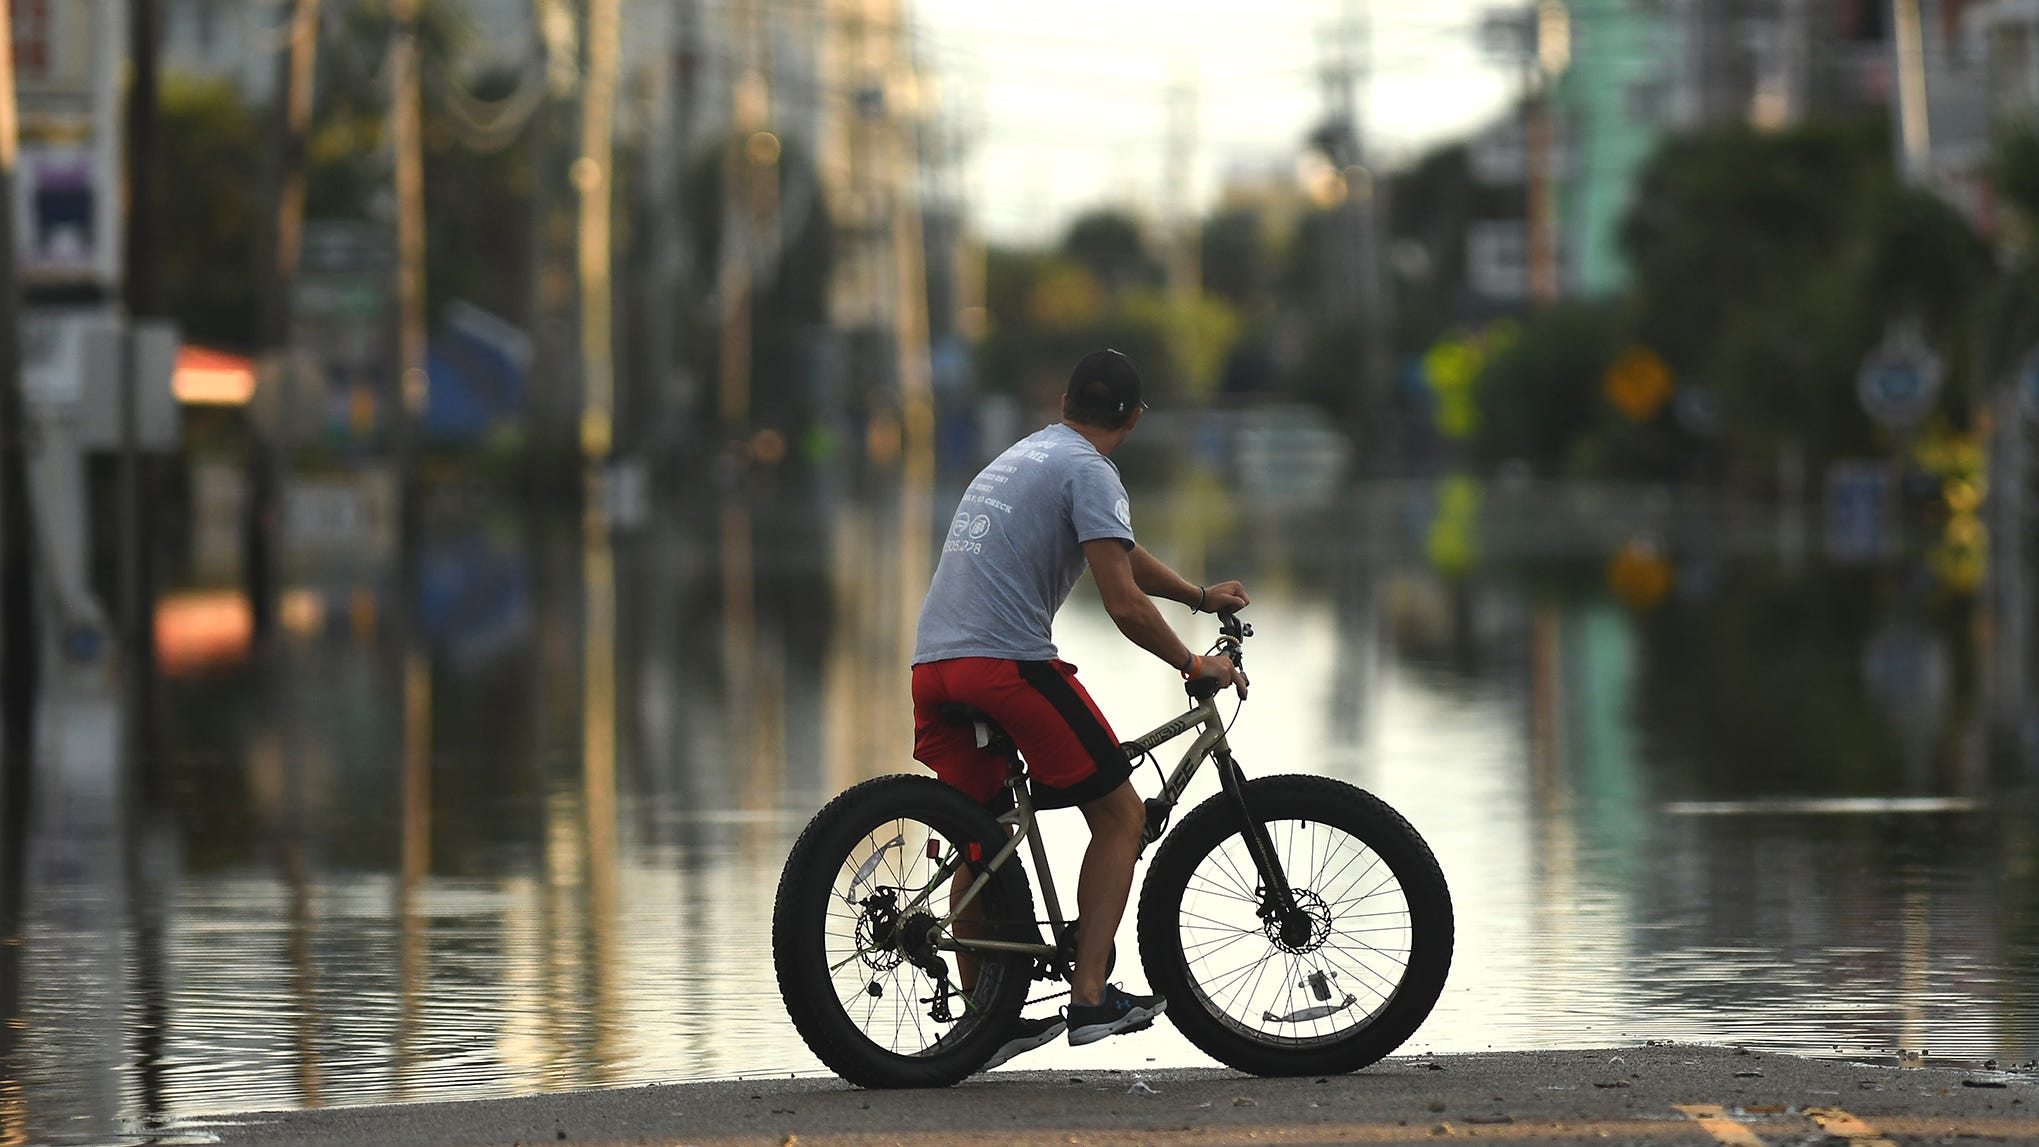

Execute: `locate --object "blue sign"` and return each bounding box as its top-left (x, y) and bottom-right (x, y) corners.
top-left (1824, 461), bottom-right (1893, 563)
top-left (1857, 327), bottom-right (1942, 430)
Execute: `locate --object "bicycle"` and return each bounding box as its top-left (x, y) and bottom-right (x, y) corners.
top-left (772, 612), bottom-right (1454, 1087)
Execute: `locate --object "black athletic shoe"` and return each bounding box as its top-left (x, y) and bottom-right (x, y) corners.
top-left (982, 1015), bottom-right (1066, 1069)
top-left (1065, 984), bottom-right (1167, 1047)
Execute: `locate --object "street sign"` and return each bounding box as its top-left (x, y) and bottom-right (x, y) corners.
top-left (1603, 346), bottom-right (1673, 422)
top-left (12, 0), bottom-right (125, 291)
top-left (1824, 460), bottom-right (1894, 563)
top-left (1857, 325), bottom-right (1943, 430)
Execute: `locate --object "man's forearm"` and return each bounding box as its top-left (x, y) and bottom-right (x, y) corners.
top-left (1128, 545), bottom-right (1198, 608)
top-left (1108, 593), bottom-right (1197, 673)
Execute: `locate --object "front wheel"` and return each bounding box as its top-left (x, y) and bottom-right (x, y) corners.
top-left (1137, 774), bottom-right (1453, 1077)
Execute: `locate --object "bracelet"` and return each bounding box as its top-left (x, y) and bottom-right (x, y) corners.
top-left (1189, 585), bottom-right (1206, 614)
top-left (1180, 652), bottom-right (1200, 679)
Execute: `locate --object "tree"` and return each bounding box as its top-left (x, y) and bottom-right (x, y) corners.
top-left (1472, 304), bottom-right (1621, 474)
top-left (1982, 122), bottom-right (2039, 375)
top-left (1059, 209), bottom-right (1163, 294)
top-left (1620, 116), bottom-right (1991, 481)
top-left (1199, 208), bottom-right (1271, 308)
top-left (158, 78), bottom-right (263, 349)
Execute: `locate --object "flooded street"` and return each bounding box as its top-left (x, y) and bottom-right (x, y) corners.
top-left (5, 472), bottom-right (2037, 1145)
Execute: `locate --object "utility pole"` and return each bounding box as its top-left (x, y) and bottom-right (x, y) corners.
top-left (390, 0), bottom-right (426, 552)
top-left (247, 0), bottom-right (322, 645)
top-left (578, 0), bottom-right (619, 484)
top-left (878, 0), bottom-right (935, 779)
top-left (719, 0), bottom-right (773, 438)
top-left (0, 0), bottom-right (39, 782)
top-left (1163, 66), bottom-right (1199, 301)
top-left (1526, 0), bottom-right (1566, 305)
top-left (122, 0), bottom-right (162, 737)
top-left (387, 1), bottom-right (432, 1083)
top-left (1320, 0), bottom-right (1392, 471)
top-left (644, 1), bottom-right (692, 481)
top-left (1893, 0), bottom-right (1931, 179)
top-left (1349, 0), bottom-right (1391, 439)
top-left (120, 9), bottom-right (171, 1121)
top-left (889, 9), bottom-right (932, 488)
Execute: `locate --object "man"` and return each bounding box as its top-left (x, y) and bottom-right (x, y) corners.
top-left (911, 348), bottom-right (1250, 1068)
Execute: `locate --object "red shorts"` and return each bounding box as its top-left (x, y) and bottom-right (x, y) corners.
top-left (911, 657), bottom-right (1132, 810)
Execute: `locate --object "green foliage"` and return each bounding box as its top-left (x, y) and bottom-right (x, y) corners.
top-left (1284, 319), bottom-right (1365, 419)
top-left (1983, 123), bottom-right (2039, 371)
top-left (1616, 116), bottom-right (1993, 479)
top-left (1472, 304), bottom-right (1621, 474)
top-left (421, 69), bottom-right (536, 323)
top-left (1199, 208), bottom-right (1272, 307)
top-left (1059, 209), bottom-right (1164, 292)
top-left (1995, 119), bottom-right (2039, 225)
top-left (158, 8), bottom-right (542, 350)
top-left (977, 214), bottom-right (1242, 410)
top-left (1445, 115), bottom-right (1999, 484)
top-left (158, 77), bottom-right (262, 349)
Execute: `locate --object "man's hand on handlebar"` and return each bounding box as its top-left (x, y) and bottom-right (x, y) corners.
top-left (1195, 651), bottom-right (1249, 699)
top-left (1200, 580), bottom-right (1250, 614)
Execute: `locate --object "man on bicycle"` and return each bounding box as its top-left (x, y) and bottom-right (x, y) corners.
top-left (911, 348), bottom-right (1250, 1067)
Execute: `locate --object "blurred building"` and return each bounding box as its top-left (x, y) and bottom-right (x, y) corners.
top-left (1927, 0), bottom-right (2039, 234)
top-left (153, 0), bottom-right (955, 469)
top-left (807, 0), bottom-right (940, 452)
top-left (1885, 0), bottom-right (1994, 225)
top-left (159, 0), bottom-right (270, 93)
top-left (1973, 0), bottom-right (2039, 123)
top-left (1478, 0), bottom-right (1901, 300)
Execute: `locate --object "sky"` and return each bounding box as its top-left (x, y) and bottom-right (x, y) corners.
top-left (914, 0), bottom-right (1523, 244)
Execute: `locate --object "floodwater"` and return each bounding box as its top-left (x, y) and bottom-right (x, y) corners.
top-left (3, 464), bottom-right (2037, 1145)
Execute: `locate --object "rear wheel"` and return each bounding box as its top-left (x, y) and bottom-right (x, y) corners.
top-left (1137, 774), bottom-right (1452, 1077)
top-left (773, 775), bottom-right (1037, 1088)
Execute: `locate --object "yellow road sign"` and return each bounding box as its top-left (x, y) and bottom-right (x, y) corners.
top-left (1604, 346), bottom-right (1674, 422)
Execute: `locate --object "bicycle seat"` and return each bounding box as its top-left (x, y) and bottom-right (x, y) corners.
top-left (936, 704), bottom-right (1015, 753)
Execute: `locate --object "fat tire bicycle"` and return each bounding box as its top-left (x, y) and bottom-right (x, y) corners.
top-left (772, 612), bottom-right (1454, 1088)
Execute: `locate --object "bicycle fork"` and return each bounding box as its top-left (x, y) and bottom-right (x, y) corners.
top-left (1215, 751), bottom-right (1311, 947)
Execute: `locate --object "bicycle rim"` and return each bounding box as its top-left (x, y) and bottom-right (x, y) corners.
top-left (1176, 816), bottom-right (1415, 1047)
top-left (820, 813), bottom-right (1005, 1057)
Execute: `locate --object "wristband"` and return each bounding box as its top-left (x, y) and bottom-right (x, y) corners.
top-left (1180, 652), bottom-right (1201, 679)
top-left (1190, 585), bottom-right (1207, 614)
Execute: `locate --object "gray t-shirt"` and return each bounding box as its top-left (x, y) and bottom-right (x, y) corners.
top-left (913, 423), bottom-right (1135, 664)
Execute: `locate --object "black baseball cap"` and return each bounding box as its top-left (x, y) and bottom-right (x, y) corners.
top-left (1066, 348), bottom-right (1146, 421)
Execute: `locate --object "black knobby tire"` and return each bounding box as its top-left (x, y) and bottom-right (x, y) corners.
top-left (1137, 774), bottom-right (1453, 1077)
top-left (773, 775), bottom-right (1037, 1088)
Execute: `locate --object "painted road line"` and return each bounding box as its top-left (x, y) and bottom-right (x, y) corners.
top-left (1673, 1103), bottom-right (1769, 1146)
top-left (1804, 1106), bottom-right (1898, 1147)
top-left (605, 1122), bottom-right (1783, 1146)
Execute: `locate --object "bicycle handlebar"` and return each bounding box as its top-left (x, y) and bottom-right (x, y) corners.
top-left (1217, 610), bottom-right (1252, 645)
top-left (1186, 610), bottom-right (1253, 700)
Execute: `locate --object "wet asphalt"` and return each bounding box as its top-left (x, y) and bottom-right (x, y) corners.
top-left (191, 1044), bottom-right (2038, 1147)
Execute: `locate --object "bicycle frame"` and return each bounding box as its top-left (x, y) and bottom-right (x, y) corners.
top-left (911, 689), bottom-right (1243, 964)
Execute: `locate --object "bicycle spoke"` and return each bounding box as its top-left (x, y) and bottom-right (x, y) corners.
top-left (1167, 810), bottom-right (1428, 1048)
top-left (1184, 869), bottom-right (1261, 906)
top-left (1177, 918), bottom-right (1260, 949)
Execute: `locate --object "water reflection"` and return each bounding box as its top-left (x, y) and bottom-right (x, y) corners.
top-left (1, 474), bottom-right (2036, 1143)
